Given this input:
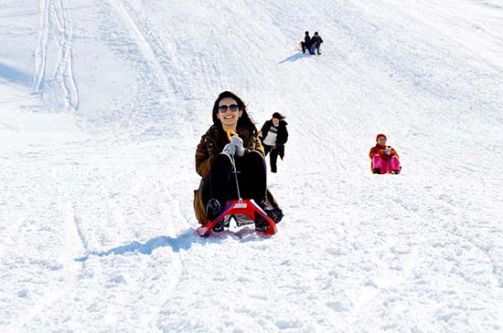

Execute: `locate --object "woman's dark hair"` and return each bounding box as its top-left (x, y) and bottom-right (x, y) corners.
top-left (212, 91), bottom-right (257, 134)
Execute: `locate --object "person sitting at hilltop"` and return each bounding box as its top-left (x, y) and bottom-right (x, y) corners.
top-left (310, 31), bottom-right (323, 55)
top-left (300, 31), bottom-right (313, 55)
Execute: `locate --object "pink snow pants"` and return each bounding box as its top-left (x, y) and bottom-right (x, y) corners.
top-left (372, 155), bottom-right (401, 174)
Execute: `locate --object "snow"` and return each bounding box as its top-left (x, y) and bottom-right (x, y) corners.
top-left (1, 0), bottom-right (502, 332)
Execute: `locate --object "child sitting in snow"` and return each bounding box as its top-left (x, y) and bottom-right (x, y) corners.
top-left (369, 134), bottom-right (401, 174)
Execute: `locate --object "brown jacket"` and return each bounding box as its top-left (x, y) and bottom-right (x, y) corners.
top-left (369, 144), bottom-right (399, 161)
top-left (194, 125), bottom-right (277, 224)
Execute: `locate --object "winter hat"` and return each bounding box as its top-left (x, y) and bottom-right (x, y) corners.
top-left (272, 112), bottom-right (285, 120)
top-left (376, 133), bottom-right (387, 142)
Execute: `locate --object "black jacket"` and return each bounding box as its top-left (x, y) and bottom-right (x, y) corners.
top-left (304, 35), bottom-right (311, 47)
top-left (260, 120), bottom-right (288, 158)
top-left (260, 120), bottom-right (288, 146)
top-left (311, 35), bottom-right (323, 46)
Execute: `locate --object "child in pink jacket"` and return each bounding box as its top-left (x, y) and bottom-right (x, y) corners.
top-left (369, 134), bottom-right (401, 174)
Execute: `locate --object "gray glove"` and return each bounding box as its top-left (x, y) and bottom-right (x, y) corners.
top-left (222, 143), bottom-right (236, 156)
top-left (385, 147), bottom-right (392, 155)
top-left (230, 136), bottom-right (245, 157)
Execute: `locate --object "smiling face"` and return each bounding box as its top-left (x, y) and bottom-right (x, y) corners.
top-left (216, 97), bottom-right (242, 130)
top-left (377, 136), bottom-right (387, 145)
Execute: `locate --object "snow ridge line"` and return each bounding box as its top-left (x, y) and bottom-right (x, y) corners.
top-left (72, 203), bottom-right (89, 256)
top-left (119, 3), bottom-right (180, 94)
top-left (107, 0), bottom-right (158, 64)
top-left (58, 0), bottom-right (79, 110)
top-left (32, 0), bottom-right (49, 94)
top-left (32, 0), bottom-right (79, 111)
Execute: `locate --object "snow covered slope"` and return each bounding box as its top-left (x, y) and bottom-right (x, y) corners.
top-left (1, 0), bottom-right (502, 331)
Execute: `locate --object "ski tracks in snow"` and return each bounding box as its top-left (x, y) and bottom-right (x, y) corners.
top-left (2, 0), bottom-right (502, 331)
top-left (65, 148), bottom-right (186, 331)
top-left (33, 0), bottom-right (79, 111)
top-left (102, 0), bottom-right (186, 125)
top-left (0, 135), bottom-right (188, 330)
top-left (297, 174), bottom-right (503, 332)
top-left (353, 176), bottom-right (501, 331)
top-left (6, 203), bottom-right (87, 332)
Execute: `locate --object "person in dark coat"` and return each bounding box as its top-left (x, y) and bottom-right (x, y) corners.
top-left (194, 91), bottom-right (283, 232)
top-left (311, 31), bottom-right (323, 55)
top-left (260, 112), bottom-right (289, 173)
top-left (301, 31), bottom-right (313, 54)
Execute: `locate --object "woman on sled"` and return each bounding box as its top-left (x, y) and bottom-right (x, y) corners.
top-left (194, 91), bottom-right (283, 233)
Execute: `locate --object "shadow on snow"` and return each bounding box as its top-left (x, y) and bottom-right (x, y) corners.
top-left (75, 227), bottom-right (266, 262)
top-left (278, 52), bottom-right (310, 64)
top-left (0, 63), bottom-right (32, 88)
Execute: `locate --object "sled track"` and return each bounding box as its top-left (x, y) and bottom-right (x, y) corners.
top-left (32, 0), bottom-right (49, 94)
top-left (5, 203), bottom-right (87, 331)
top-left (330, 175), bottom-right (503, 329)
top-left (33, 0), bottom-right (79, 111)
top-left (71, 202), bottom-right (90, 260)
top-left (106, 0), bottom-right (177, 101)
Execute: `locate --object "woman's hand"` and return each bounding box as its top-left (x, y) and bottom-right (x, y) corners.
top-left (230, 136), bottom-right (245, 157)
top-left (222, 143), bottom-right (236, 156)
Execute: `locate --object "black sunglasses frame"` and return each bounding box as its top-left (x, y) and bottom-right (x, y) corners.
top-left (218, 104), bottom-right (240, 113)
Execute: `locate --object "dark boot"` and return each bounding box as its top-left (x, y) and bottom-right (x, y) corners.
top-left (254, 214), bottom-right (269, 232)
top-left (372, 168), bottom-right (381, 174)
top-left (258, 200), bottom-right (283, 224)
top-left (206, 198), bottom-right (224, 232)
top-left (268, 207), bottom-right (283, 223)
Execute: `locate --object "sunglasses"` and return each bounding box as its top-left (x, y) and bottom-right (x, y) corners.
top-left (218, 104), bottom-right (239, 113)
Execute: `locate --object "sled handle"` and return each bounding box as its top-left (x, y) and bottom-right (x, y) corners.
top-left (225, 129), bottom-right (242, 200)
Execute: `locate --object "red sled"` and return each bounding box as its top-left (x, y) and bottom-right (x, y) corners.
top-left (196, 199), bottom-right (277, 237)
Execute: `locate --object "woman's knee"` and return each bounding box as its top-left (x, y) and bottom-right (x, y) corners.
top-left (390, 156), bottom-right (400, 168)
top-left (212, 153), bottom-right (233, 169)
top-left (243, 150), bottom-right (266, 166)
top-left (371, 154), bottom-right (381, 167)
